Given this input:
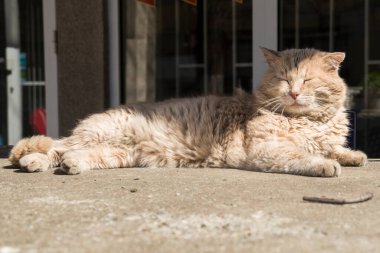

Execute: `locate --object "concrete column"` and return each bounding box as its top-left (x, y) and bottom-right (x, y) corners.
top-left (56, 0), bottom-right (108, 136)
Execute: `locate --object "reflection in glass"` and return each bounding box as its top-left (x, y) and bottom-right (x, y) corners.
top-left (298, 0), bottom-right (330, 50)
top-left (236, 67), bottom-right (253, 93)
top-left (279, 0), bottom-right (380, 157)
top-left (334, 0), bottom-right (364, 87)
top-left (178, 1), bottom-right (204, 65)
top-left (235, 0), bottom-right (252, 63)
top-left (369, 0), bottom-right (380, 60)
top-left (179, 68), bottom-right (204, 97)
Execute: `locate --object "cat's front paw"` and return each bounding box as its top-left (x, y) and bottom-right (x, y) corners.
top-left (338, 150), bottom-right (367, 167)
top-left (60, 152), bottom-right (88, 175)
top-left (19, 153), bottom-right (50, 172)
top-left (307, 158), bottom-right (341, 177)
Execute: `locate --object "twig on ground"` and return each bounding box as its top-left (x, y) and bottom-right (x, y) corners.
top-left (302, 192), bottom-right (373, 205)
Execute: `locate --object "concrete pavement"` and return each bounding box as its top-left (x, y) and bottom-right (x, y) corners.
top-left (0, 158), bottom-right (380, 253)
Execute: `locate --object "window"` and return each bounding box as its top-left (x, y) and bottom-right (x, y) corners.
top-left (279, 0), bottom-right (380, 157)
top-left (0, 0), bottom-right (46, 145)
top-left (120, 0), bottom-right (253, 103)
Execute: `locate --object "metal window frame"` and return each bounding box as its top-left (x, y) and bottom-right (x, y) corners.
top-left (108, 0), bottom-right (121, 107)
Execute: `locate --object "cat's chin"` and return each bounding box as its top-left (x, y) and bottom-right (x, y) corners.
top-left (285, 103), bottom-right (313, 115)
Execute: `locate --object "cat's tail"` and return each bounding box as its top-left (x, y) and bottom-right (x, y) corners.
top-left (9, 135), bottom-right (54, 166)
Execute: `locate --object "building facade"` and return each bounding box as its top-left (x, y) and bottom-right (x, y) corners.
top-left (1, 0), bottom-right (380, 157)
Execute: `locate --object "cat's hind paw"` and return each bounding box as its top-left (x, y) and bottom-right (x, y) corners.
top-left (9, 136), bottom-right (54, 166)
top-left (19, 153), bottom-right (50, 172)
top-left (9, 139), bottom-right (29, 166)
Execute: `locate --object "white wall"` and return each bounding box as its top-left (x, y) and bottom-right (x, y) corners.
top-left (43, 0), bottom-right (59, 138)
top-left (252, 0), bottom-right (278, 89)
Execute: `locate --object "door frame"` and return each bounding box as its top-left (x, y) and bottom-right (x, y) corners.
top-left (0, 0), bottom-right (7, 144)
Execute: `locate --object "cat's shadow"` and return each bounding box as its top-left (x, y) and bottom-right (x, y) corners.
top-left (2, 164), bottom-right (29, 173)
top-left (53, 168), bottom-right (68, 175)
top-left (2, 164), bottom-right (69, 175)
top-left (3, 164), bottom-right (16, 169)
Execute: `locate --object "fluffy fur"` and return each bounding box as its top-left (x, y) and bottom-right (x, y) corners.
top-left (9, 48), bottom-right (367, 177)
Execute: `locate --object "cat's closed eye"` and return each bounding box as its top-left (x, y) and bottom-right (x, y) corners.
top-left (277, 77), bottom-right (289, 83)
top-left (303, 78), bottom-right (313, 83)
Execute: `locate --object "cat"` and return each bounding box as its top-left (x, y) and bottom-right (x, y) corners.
top-left (8, 47), bottom-right (367, 177)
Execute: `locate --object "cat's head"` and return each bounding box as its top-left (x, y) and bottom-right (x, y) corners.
top-left (256, 47), bottom-right (347, 120)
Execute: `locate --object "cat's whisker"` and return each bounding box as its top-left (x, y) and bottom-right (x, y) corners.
top-left (275, 103), bottom-right (283, 113)
top-left (261, 96), bottom-right (285, 107)
top-left (264, 96), bottom-right (281, 102)
top-left (263, 99), bottom-right (279, 106)
top-left (265, 95), bottom-right (283, 102)
top-left (262, 97), bottom-right (282, 105)
top-left (271, 103), bottom-right (282, 114)
top-left (315, 97), bottom-right (330, 104)
top-left (279, 105), bottom-right (287, 128)
top-left (256, 97), bottom-right (283, 112)
top-left (264, 100), bottom-right (282, 109)
top-left (270, 102), bottom-right (279, 112)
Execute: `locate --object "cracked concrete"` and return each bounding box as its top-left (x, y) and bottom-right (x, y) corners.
top-left (0, 159), bottom-right (380, 253)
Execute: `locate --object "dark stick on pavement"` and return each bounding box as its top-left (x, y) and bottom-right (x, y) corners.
top-left (303, 192), bottom-right (373, 204)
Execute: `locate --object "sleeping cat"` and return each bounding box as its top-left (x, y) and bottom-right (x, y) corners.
top-left (9, 47), bottom-right (367, 177)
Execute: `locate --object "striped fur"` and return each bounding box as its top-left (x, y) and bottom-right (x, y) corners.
top-left (9, 48), bottom-right (367, 177)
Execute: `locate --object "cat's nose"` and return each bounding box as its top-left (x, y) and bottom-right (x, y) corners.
top-left (290, 91), bottom-right (300, 100)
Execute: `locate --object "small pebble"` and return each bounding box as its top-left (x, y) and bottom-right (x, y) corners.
top-left (130, 188), bottom-right (138, 193)
top-left (159, 222), bottom-right (168, 227)
top-left (133, 177), bottom-right (140, 181)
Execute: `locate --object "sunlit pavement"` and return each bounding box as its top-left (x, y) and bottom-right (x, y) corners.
top-left (1, 159), bottom-right (379, 253)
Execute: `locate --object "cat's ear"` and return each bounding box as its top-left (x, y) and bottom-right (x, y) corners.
top-left (260, 47), bottom-right (281, 65)
top-left (323, 52), bottom-right (345, 71)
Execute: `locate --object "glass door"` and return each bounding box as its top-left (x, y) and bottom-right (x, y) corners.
top-left (0, 0), bottom-right (46, 145)
top-left (121, 0), bottom-right (253, 102)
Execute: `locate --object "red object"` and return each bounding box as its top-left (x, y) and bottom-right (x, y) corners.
top-left (30, 107), bottom-right (46, 135)
top-left (182, 0), bottom-right (197, 6)
top-left (137, 0), bottom-right (156, 6)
